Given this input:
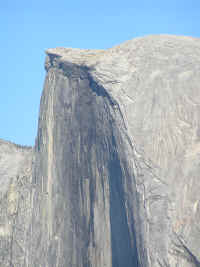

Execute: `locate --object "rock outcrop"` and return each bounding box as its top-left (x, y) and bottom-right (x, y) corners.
top-left (0, 139), bottom-right (32, 266)
top-left (1, 35), bottom-right (200, 266)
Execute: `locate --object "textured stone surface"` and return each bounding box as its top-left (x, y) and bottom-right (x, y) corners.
top-left (0, 139), bottom-right (33, 266)
top-left (1, 35), bottom-right (200, 266)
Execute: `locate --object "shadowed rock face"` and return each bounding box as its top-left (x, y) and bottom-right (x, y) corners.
top-left (1, 35), bottom-right (200, 266)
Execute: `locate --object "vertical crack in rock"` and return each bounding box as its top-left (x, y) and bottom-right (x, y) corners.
top-left (46, 69), bottom-right (56, 240)
top-left (108, 139), bottom-right (139, 267)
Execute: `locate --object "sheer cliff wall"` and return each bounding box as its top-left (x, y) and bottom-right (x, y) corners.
top-left (0, 35), bottom-right (200, 267)
top-left (29, 59), bottom-right (143, 267)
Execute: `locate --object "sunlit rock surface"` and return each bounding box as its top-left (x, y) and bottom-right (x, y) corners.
top-left (1, 35), bottom-right (200, 266)
top-left (0, 139), bottom-right (32, 266)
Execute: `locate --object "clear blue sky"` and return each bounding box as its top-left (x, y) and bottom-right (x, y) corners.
top-left (1, 0), bottom-right (200, 145)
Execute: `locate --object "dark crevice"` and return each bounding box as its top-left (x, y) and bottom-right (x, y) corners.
top-left (178, 237), bottom-right (200, 266)
top-left (108, 133), bottom-right (139, 267)
top-left (87, 72), bottom-right (117, 107)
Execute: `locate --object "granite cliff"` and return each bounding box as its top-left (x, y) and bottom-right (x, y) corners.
top-left (0, 35), bottom-right (200, 266)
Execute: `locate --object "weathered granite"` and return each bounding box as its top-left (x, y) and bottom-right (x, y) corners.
top-left (1, 35), bottom-right (200, 266)
top-left (0, 139), bottom-right (33, 266)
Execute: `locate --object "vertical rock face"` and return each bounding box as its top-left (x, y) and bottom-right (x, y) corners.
top-left (1, 35), bottom-right (200, 267)
top-left (30, 61), bottom-right (143, 267)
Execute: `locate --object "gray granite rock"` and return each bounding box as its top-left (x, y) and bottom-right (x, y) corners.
top-left (0, 139), bottom-right (33, 266)
top-left (1, 35), bottom-right (200, 266)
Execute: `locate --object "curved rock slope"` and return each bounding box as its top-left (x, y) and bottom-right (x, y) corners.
top-left (1, 35), bottom-right (200, 267)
